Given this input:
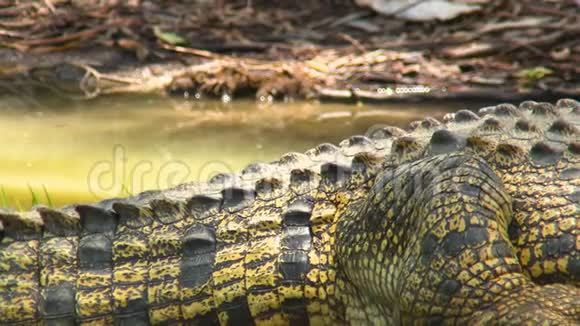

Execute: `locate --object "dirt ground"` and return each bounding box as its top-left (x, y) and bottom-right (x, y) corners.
top-left (0, 0), bottom-right (578, 102)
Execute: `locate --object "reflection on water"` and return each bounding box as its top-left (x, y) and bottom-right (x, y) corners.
top-left (0, 95), bottom-right (490, 209)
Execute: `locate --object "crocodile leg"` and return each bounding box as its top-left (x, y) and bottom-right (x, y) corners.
top-left (336, 153), bottom-right (579, 324)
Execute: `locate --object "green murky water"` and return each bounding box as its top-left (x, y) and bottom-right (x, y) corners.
top-left (0, 95), bottom-right (489, 209)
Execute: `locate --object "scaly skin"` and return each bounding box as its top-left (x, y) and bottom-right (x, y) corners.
top-left (0, 99), bottom-right (578, 325)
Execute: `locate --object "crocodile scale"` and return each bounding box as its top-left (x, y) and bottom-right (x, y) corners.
top-left (0, 99), bottom-right (578, 325)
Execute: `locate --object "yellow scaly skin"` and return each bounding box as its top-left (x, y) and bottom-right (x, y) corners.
top-left (0, 99), bottom-right (578, 325)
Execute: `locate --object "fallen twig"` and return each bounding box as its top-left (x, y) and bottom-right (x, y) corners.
top-left (501, 31), bottom-right (565, 56)
top-left (15, 25), bottom-right (110, 47)
top-left (337, 33), bottom-right (367, 53)
top-left (159, 44), bottom-right (230, 60)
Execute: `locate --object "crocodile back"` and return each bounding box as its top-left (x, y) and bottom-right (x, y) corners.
top-left (0, 99), bottom-right (578, 325)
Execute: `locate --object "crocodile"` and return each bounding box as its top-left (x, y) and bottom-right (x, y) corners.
top-left (0, 99), bottom-right (578, 325)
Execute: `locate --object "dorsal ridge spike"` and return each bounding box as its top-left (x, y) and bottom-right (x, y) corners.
top-left (418, 117), bottom-right (441, 130)
top-left (274, 152), bottom-right (310, 167)
top-left (208, 172), bottom-right (239, 189)
top-left (492, 103), bottom-right (520, 117)
top-left (406, 117), bottom-right (441, 132)
top-left (391, 136), bottom-right (425, 163)
top-left (530, 141), bottom-right (563, 166)
top-left (0, 209), bottom-right (43, 240)
top-left (429, 129), bottom-right (465, 155)
top-left (241, 161), bottom-right (273, 179)
top-left (186, 193), bottom-right (222, 220)
top-left (444, 109), bottom-right (480, 123)
top-left (493, 142), bottom-right (528, 167)
top-left (352, 151), bottom-right (383, 168)
top-left (75, 204), bottom-right (117, 234)
top-left (350, 151), bottom-right (384, 179)
top-left (221, 187), bottom-right (256, 212)
top-left (496, 142), bottom-right (526, 155)
top-left (305, 143), bottom-right (341, 161)
top-left (255, 176), bottom-right (285, 199)
top-left (320, 161), bottom-right (352, 185)
top-left (290, 168), bottom-right (317, 185)
top-left (515, 119), bottom-right (541, 133)
top-left (556, 98), bottom-right (579, 110)
top-left (37, 206), bottom-right (80, 237)
top-left (368, 126), bottom-right (407, 140)
top-left (340, 135), bottom-right (375, 156)
top-left (112, 201), bottom-right (153, 228)
top-left (478, 117), bottom-right (503, 133)
top-left (519, 100), bottom-right (538, 111)
top-left (568, 142), bottom-right (580, 155)
top-left (530, 102), bottom-right (558, 116)
top-left (548, 120), bottom-right (579, 136)
top-left (149, 198), bottom-right (186, 224)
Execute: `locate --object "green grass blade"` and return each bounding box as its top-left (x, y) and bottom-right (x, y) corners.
top-left (28, 183), bottom-right (39, 207)
top-left (15, 199), bottom-right (23, 212)
top-left (0, 186), bottom-right (9, 208)
top-left (42, 185), bottom-right (53, 208)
